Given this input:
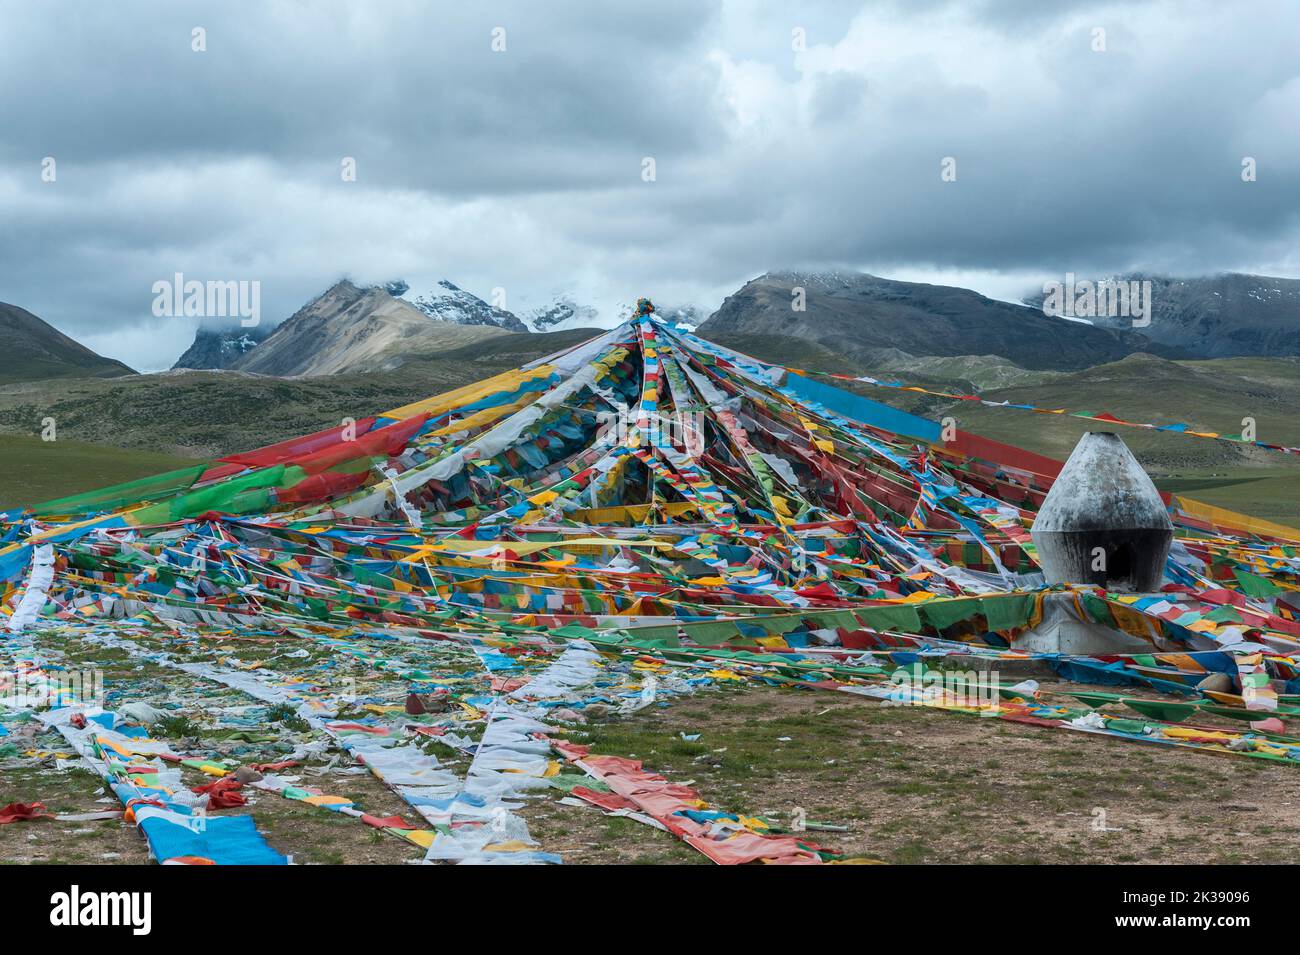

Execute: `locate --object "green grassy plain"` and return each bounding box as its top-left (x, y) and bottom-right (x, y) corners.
top-left (0, 434), bottom-right (203, 510)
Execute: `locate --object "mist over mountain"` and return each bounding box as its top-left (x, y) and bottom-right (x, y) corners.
top-left (171, 320), bottom-right (272, 370)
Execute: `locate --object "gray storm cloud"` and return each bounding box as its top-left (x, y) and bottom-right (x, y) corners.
top-left (1, 0), bottom-right (1297, 370)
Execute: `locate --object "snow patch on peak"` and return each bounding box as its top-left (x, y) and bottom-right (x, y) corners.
top-left (406, 281), bottom-right (527, 333)
top-left (651, 303), bottom-right (706, 330)
top-left (518, 291), bottom-right (708, 333)
top-left (394, 280), bottom-right (707, 335)
top-left (521, 294), bottom-right (603, 333)
top-left (171, 321), bottom-right (272, 370)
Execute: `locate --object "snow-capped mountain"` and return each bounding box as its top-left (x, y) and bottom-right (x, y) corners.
top-left (518, 292), bottom-right (705, 333)
top-left (521, 294), bottom-right (603, 333)
top-left (172, 320), bottom-right (272, 370)
top-left (178, 276), bottom-right (710, 377)
top-left (233, 280), bottom-right (507, 376)
top-left (1025, 272), bottom-right (1300, 359)
top-left (407, 281), bottom-right (528, 333)
top-left (403, 283), bottom-right (706, 334)
top-left (650, 303), bottom-right (705, 330)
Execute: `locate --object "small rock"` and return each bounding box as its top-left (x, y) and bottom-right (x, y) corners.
top-left (233, 766), bottom-right (263, 784)
top-left (1196, 672), bottom-right (1233, 693)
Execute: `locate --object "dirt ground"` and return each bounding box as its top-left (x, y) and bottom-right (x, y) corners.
top-left (523, 684), bottom-right (1300, 864)
top-left (0, 755), bottom-right (430, 866)
top-left (5, 680), bottom-right (1299, 865)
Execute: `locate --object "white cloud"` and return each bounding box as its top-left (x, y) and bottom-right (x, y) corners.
top-left (0, 0), bottom-right (1297, 370)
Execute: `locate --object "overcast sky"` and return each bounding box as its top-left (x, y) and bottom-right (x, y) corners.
top-left (2, 0), bottom-right (1298, 371)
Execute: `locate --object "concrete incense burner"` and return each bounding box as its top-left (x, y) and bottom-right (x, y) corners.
top-left (1030, 431), bottom-right (1173, 593)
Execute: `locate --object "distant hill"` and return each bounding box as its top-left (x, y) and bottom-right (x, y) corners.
top-left (707, 332), bottom-right (1062, 392)
top-left (0, 302), bottom-right (135, 384)
top-left (858, 352), bottom-right (1300, 474)
top-left (4, 319), bottom-right (1300, 521)
top-left (0, 328), bottom-right (598, 458)
top-left (699, 271), bottom-right (1172, 371)
top-left (232, 280), bottom-right (508, 377)
top-left (705, 331), bottom-right (1300, 475)
top-left (1024, 272), bottom-right (1300, 359)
